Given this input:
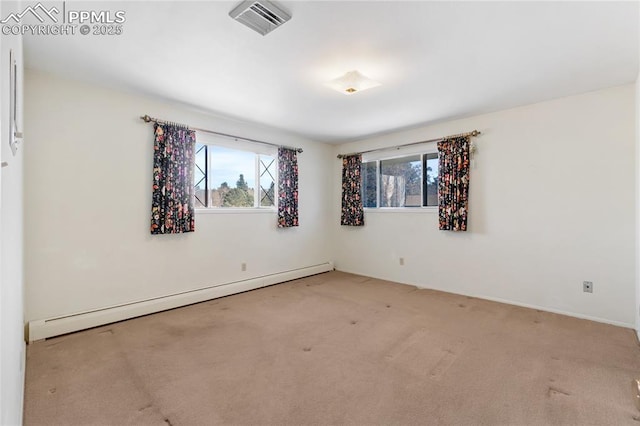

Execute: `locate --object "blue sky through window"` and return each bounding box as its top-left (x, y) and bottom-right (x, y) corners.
top-left (209, 146), bottom-right (255, 189)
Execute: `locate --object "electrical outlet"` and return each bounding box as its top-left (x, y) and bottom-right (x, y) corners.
top-left (583, 281), bottom-right (593, 293)
top-left (399, 257), bottom-right (405, 266)
top-left (241, 263), bottom-right (247, 272)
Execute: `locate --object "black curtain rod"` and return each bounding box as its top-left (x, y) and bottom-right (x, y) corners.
top-left (140, 115), bottom-right (303, 153)
top-left (336, 129), bottom-right (481, 159)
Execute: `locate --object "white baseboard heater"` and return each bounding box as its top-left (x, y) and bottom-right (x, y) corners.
top-left (28, 262), bottom-right (334, 342)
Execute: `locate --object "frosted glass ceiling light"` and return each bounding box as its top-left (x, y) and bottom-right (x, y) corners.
top-left (326, 70), bottom-right (381, 95)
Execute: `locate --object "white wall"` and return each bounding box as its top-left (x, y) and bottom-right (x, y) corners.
top-left (333, 85), bottom-right (636, 327)
top-left (24, 69), bottom-right (333, 324)
top-left (0, 2), bottom-right (25, 424)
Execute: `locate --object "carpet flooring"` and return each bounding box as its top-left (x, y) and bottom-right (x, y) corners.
top-left (24, 271), bottom-right (640, 425)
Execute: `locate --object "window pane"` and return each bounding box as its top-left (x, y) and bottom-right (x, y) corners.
top-left (424, 153), bottom-right (438, 207)
top-left (209, 146), bottom-right (255, 208)
top-left (259, 155), bottom-right (275, 207)
top-left (362, 161), bottom-right (377, 208)
top-left (194, 143), bottom-right (207, 208)
top-left (380, 155), bottom-right (422, 207)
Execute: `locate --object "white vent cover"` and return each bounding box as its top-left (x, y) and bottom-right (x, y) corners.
top-left (229, 0), bottom-right (291, 36)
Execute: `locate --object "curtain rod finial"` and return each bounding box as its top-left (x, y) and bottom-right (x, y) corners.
top-left (141, 115), bottom-right (152, 123)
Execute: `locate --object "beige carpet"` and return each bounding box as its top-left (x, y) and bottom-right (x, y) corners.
top-left (24, 271), bottom-right (640, 425)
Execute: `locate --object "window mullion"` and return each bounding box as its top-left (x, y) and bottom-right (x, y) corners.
top-left (376, 160), bottom-right (380, 208)
top-left (254, 154), bottom-right (259, 208)
top-left (421, 153), bottom-right (425, 207)
top-left (206, 145), bottom-right (211, 208)
top-left (205, 145), bottom-right (213, 207)
top-left (274, 156), bottom-right (278, 210)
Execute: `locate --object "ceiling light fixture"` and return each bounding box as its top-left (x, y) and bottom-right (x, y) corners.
top-left (326, 70), bottom-right (381, 95)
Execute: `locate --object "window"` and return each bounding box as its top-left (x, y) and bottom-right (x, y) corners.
top-left (380, 155), bottom-right (422, 207)
top-left (424, 153), bottom-right (438, 207)
top-left (362, 152), bottom-right (438, 209)
top-left (194, 141), bottom-right (276, 209)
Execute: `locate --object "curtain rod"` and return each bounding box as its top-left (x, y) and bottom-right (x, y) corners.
top-left (140, 115), bottom-right (303, 153)
top-left (336, 129), bottom-right (481, 159)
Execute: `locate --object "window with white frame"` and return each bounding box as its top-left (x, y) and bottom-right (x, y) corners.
top-left (362, 151), bottom-right (439, 208)
top-left (194, 134), bottom-right (277, 209)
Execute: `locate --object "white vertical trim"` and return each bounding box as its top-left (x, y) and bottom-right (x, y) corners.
top-left (254, 154), bottom-right (260, 207)
top-left (376, 160), bottom-right (380, 209)
top-left (206, 144), bottom-right (213, 208)
top-left (419, 153), bottom-right (424, 206)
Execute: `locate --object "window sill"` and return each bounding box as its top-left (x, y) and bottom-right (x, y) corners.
top-left (196, 208), bottom-right (277, 215)
top-left (364, 207), bottom-right (438, 213)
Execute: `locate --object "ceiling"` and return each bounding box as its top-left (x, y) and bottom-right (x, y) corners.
top-left (24, 1), bottom-right (639, 143)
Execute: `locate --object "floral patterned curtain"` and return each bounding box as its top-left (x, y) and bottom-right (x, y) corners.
top-left (150, 123), bottom-right (196, 234)
top-left (438, 136), bottom-right (470, 231)
top-left (278, 147), bottom-right (299, 227)
top-left (341, 155), bottom-right (364, 226)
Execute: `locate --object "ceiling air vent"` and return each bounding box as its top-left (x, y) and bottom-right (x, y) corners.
top-left (229, 0), bottom-right (291, 36)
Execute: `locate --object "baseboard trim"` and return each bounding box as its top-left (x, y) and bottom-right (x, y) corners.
top-left (334, 267), bottom-right (634, 329)
top-left (473, 294), bottom-right (634, 329)
top-left (28, 262), bottom-right (334, 342)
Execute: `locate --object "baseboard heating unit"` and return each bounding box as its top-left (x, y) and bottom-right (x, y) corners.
top-left (28, 262), bottom-right (334, 342)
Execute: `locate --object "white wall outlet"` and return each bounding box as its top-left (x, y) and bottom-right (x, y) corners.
top-left (583, 281), bottom-right (593, 293)
top-left (399, 257), bottom-right (405, 266)
top-left (241, 262), bottom-right (247, 272)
